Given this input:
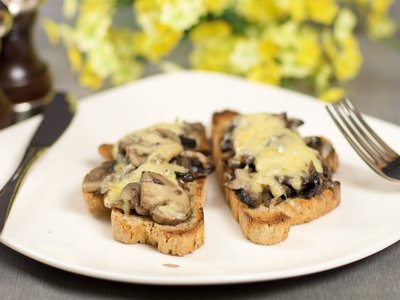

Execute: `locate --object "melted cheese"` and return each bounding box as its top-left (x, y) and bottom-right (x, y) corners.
top-left (103, 123), bottom-right (188, 213)
top-left (232, 113), bottom-right (322, 198)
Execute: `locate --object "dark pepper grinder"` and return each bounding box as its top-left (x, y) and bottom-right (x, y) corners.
top-left (0, 0), bottom-right (53, 122)
top-left (0, 0), bottom-right (13, 129)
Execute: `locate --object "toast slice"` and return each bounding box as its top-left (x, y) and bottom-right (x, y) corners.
top-left (82, 122), bottom-right (214, 256)
top-left (212, 110), bottom-right (340, 245)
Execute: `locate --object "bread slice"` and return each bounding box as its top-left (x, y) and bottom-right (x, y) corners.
top-left (212, 110), bottom-right (340, 245)
top-left (82, 123), bottom-right (213, 256)
top-left (111, 178), bottom-right (205, 256)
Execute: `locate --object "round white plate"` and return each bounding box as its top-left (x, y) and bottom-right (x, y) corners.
top-left (1, 71), bottom-right (400, 285)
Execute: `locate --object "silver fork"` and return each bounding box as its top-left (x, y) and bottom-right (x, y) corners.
top-left (326, 97), bottom-right (400, 181)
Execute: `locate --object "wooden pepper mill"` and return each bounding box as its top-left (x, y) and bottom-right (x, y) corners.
top-left (0, 1), bottom-right (13, 129)
top-left (0, 0), bottom-right (53, 122)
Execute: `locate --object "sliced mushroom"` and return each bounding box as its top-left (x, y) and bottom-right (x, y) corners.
top-left (298, 170), bottom-right (322, 199)
top-left (173, 150), bottom-right (215, 183)
top-left (123, 129), bottom-right (182, 167)
top-left (226, 169), bottom-right (251, 190)
top-left (120, 182), bottom-right (150, 216)
top-left (304, 136), bottom-right (336, 160)
top-left (179, 135), bottom-right (197, 149)
top-left (156, 128), bottom-right (180, 143)
top-left (139, 172), bottom-right (191, 225)
top-left (234, 188), bottom-right (262, 208)
top-left (125, 143), bottom-right (153, 167)
top-left (82, 161), bottom-right (115, 193)
top-left (304, 136), bottom-right (337, 174)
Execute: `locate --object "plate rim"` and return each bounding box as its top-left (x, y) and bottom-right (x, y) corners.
top-left (1, 70), bottom-right (400, 285)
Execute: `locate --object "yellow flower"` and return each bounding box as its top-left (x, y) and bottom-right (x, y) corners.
top-left (159, 0), bottom-right (205, 30)
top-left (319, 87), bottom-right (345, 102)
top-left (229, 38), bottom-right (260, 74)
top-left (87, 42), bottom-right (118, 78)
top-left (333, 35), bottom-right (362, 81)
top-left (367, 13), bottom-right (397, 40)
top-left (189, 38), bottom-right (235, 73)
top-left (366, 0), bottom-right (396, 40)
top-left (134, 23), bottom-right (182, 62)
top-left (334, 9), bottom-right (357, 42)
top-left (204, 0), bottom-right (232, 15)
top-left (314, 64), bottom-right (333, 93)
top-left (322, 29), bottom-right (337, 61)
top-left (289, 0), bottom-right (307, 23)
top-left (136, 0), bottom-right (205, 31)
top-left (270, 21), bottom-right (298, 49)
top-left (109, 28), bottom-right (137, 58)
top-left (79, 63), bottom-right (102, 90)
top-left (135, 0), bottom-right (157, 15)
top-left (74, 5), bottom-right (113, 51)
top-left (247, 62), bottom-right (281, 86)
top-left (111, 60), bottom-right (144, 85)
top-left (67, 45), bottom-right (82, 72)
top-left (280, 50), bottom-right (310, 78)
top-left (190, 21), bottom-right (231, 44)
top-left (42, 18), bottom-right (60, 45)
top-left (295, 28), bottom-right (321, 72)
top-left (371, 0), bottom-right (394, 15)
top-left (306, 0), bottom-right (338, 25)
top-left (79, 0), bottom-right (114, 16)
top-left (258, 38), bottom-right (279, 63)
top-left (45, 0), bottom-right (398, 98)
top-left (236, 0), bottom-right (285, 23)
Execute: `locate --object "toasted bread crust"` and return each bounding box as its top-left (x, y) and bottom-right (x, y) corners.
top-left (111, 179), bottom-right (206, 256)
top-left (82, 124), bottom-right (211, 256)
top-left (212, 110), bottom-right (341, 245)
top-left (83, 191), bottom-right (111, 216)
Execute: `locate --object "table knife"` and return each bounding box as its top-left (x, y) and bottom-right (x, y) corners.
top-left (0, 92), bottom-right (76, 232)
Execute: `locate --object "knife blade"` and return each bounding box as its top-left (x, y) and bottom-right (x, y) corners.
top-left (0, 92), bottom-right (76, 232)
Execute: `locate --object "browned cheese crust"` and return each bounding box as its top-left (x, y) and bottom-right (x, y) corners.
top-left (212, 110), bottom-right (341, 245)
top-left (82, 125), bottom-right (211, 256)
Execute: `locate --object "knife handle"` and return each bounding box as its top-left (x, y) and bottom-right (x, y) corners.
top-left (0, 145), bottom-right (46, 232)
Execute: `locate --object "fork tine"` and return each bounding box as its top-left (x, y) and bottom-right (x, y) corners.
top-left (337, 100), bottom-right (393, 164)
top-left (330, 102), bottom-right (386, 165)
top-left (326, 104), bottom-right (383, 173)
top-left (343, 97), bottom-right (398, 159)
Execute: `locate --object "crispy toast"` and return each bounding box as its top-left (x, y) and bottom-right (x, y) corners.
top-left (82, 122), bottom-right (213, 256)
top-left (212, 110), bottom-right (340, 245)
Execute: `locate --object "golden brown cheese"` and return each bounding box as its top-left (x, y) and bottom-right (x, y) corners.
top-left (231, 113), bottom-right (323, 198)
top-left (101, 123), bottom-right (189, 213)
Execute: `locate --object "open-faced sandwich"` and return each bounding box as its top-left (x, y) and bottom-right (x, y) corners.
top-left (82, 122), bottom-right (214, 256)
top-left (212, 110), bottom-right (340, 245)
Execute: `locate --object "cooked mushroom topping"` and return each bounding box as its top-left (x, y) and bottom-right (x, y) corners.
top-left (84, 122), bottom-right (214, 223)
top-left (139, 172), bottom-right (191, 225)
top-left (304, 136), bottom-right (334, 160)
top-left (121, 129), bottom-right (183, 168)
top-left (120, 183), bottom-right (150, 215)
top-left (173, 150), bottom-right (215, 184)
top-left (286, 117), bottom-right (304, 130)
top-left (82, 161), bottom-right (115, 193)
top-left (226, 169), bottom-right (251, 190)
top-left (221, 113), bottom-right (337, 209)
top-left (156, 128), bottom-right (180, 142)
top-left (298, 171), bottom-right (322, 199)
top-left (179, 135), bottom-right (197, 149)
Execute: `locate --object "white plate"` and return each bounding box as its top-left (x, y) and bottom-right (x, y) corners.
top-left (1, 71), bottom-right (400, 285)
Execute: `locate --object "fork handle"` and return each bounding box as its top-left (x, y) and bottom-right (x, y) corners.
top-left (0, 146), bottom-right (46, 232)
top-left (382, 157), bottom-right (400, 179)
